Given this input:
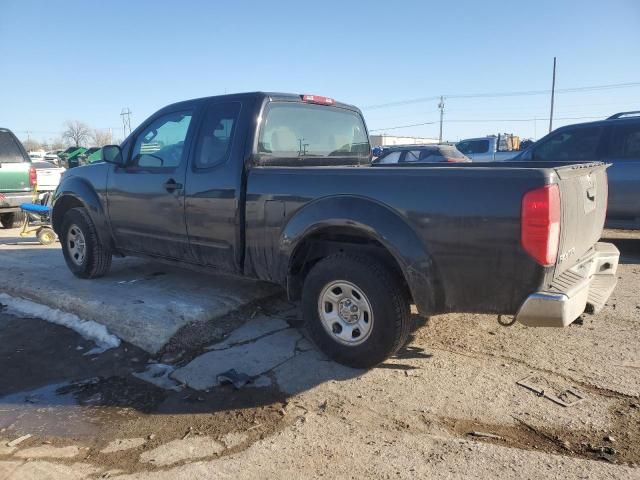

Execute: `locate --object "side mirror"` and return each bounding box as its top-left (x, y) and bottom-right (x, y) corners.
top-left (102, 145), bottom-right (124, 165)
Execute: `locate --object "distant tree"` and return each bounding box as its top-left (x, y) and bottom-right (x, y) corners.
top-left (91, 128), bottom-right (113, 147)
top-left (22, 138), bottom-right (42, 152)
top-left (50, 138), bottom-right (66, 150)
top-left (62, 121), bottom-right (90, 147)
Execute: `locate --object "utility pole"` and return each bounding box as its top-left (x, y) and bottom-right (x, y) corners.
top-left (438, 96), bottom-right (445, 143)
top-left (549, 57), bottom-right (556, 133)
top-left (120, 108), bottom-right (132, 138)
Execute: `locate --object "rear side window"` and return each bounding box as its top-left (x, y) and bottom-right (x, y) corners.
top-left (608, 122), bottom-right (640, 159)
top-left (0, 131), bottom-right (28, 163)
top-left (257, 103), bottom-right (370, 165)
top-left (533, 126), bottom-right (604, 162)
top-left (194, 102), bottom-right (241, 168)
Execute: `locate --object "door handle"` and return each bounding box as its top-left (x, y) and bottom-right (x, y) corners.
top-left (163, 179), bottom-right (183, 192)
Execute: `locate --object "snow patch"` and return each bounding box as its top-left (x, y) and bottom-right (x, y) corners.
top-left (0, 293), bottom-right (120, 354)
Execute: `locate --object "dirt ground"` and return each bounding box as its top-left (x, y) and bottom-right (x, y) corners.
top-left (0, 230), bottom-right (639, 479)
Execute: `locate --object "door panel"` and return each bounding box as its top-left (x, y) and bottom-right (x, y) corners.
top-left (107, 109), bottom-right (195, 259)
top-left (185, 101), bottom-right (243, 271)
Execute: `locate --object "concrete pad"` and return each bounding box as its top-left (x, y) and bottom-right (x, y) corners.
top-left (172, 329), bottom-right (302, 390)
top-left (139, 437), bottom-right (224, 466)
top-left (15, 445), bottom-right (80, 459)
top-left (0, 230), bottom-right (280, 353)
top-left (133, 364), bottom-right (183, 392)
top-left (205, 316), bottom-right (290, 350)
top-left (100, 438), bottom-right (146, 454)
top-left (273, 349), bottom-right (362, 395)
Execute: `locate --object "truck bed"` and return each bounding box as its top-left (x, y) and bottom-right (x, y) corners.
top-left (245, 161), bottom-right (609, 316)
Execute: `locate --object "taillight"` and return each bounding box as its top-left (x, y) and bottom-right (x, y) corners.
top-left (29, 166), bottom-right (37, 188)
top-left (521, 184), bottom-right (561, 266)
top-left (300, 94), bottom-right (335, 105)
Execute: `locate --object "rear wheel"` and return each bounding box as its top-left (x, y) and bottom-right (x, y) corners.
top-left (302, 253), bottom-right (411, 368)
top-left (60, 207), bottom-right (112, 278)
top-left (0, 212), bottom-right (26, 229)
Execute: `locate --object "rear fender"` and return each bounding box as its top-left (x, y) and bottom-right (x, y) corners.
top-left (281, 196), bottom-right (441, 315)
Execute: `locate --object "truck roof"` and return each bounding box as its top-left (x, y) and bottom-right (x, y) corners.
top-left (161, 91), bottom-right (362, 115)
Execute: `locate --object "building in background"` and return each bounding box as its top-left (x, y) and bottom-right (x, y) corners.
top-left (369, 134), bottom-right (439, 148)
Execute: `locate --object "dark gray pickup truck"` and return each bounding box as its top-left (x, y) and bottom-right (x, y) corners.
top-left (52, 92), bottom-right (619, 367)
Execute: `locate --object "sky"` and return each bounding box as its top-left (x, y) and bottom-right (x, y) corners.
top-left (1, 0), bottom-right (640, 145)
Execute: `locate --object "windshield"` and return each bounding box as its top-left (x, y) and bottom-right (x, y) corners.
top-left (0, 131), bottom-right (28, 163)
top-left (258, 102), bottom-right (370, 164)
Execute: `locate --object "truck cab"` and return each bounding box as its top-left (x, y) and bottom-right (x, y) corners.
top-left (456, 135), bottom-right (520, 162)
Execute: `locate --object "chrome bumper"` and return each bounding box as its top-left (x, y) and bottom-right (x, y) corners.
top-left (516, 242), bottom-right (619, 327)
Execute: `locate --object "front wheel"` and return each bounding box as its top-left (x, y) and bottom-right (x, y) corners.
top-left (302, 253), bottom-right (411, 368)
top-left (60, 207), bottom-right (112, 278)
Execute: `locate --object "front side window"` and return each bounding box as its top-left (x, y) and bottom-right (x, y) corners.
top-left (609, 123), bottom-right (640, 159)
top-left (132, 111), bottom-right (193, 168)
top-left (193, 102), bottom-right (241, 168)
top-left (258, 103), bottom-right (369, 163)
top-left (533, 126), bottom-right (604, 162)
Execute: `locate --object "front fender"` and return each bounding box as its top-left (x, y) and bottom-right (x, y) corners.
top-left (52, 175), bottom-right (111, 248)
top-left (281, 196), bottom-right (441, 314)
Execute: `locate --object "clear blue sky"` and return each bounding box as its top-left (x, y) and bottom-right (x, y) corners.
top-left (1, 0), bottom-right (639, 144)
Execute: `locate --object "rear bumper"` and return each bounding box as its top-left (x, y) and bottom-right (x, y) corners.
top-left (0, 192), bottom-right (33, 212)
top-left (516, 242), bottom-right (619, 327)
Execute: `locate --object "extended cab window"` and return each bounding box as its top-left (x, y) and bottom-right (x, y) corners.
top-left (257, 103), bottom-right (369, 164)
top-left (132, 111), bottom-right (193, 168)
top-left (533, 126), bottom-right (604, 162)
top-left (194, 102), bottom-right (241, 168)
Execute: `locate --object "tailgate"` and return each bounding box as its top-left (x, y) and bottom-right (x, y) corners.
top-left (554, 162), bottom-right (608, 276)
top-left (36, 168), bottom-right (64, 190)
top-left (0, 163), bottom-right (31, 192)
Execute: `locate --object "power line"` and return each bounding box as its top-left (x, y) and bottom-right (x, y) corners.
top-left (363, 81), bottom-right (640, 110)
top-left (369, 115), bottom-right (603, 132)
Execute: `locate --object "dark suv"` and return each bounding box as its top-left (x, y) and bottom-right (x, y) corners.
top-left (515, 111), bottom-right (640, 229)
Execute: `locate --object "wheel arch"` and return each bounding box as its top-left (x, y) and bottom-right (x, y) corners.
top-left (52, 177), bottom-right (112, 249)
top-left (282, 196), bottom-right (443, 315)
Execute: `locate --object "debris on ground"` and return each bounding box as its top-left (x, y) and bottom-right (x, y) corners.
top-left (468, 431), bottom-right (506, 441)
top-left (7, 434), bottom-right (32, 447)
top-left (217, 369), bottom-right (252, 389)
top-left (516, 374), bottom-right (586, 407)
top-left (133, 363), bottom-right (183, 392)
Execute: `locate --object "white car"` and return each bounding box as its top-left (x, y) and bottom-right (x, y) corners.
top-left (44, 151), bottom-right (61, 164)
top-left (30, 160), bottom-right (65, 192)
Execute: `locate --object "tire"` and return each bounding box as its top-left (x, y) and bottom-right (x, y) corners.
top-left (302, 253), bottom-right (411, 368)
top-left (60, 207), bottom-right (112, 278)
top-left (0, 212), bottom-right (26, 229)
top-left (36, 227), bottom-right (57, 245)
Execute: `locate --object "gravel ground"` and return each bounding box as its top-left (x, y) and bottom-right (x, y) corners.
top-left (0, 229), bottom-right (638, 479)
